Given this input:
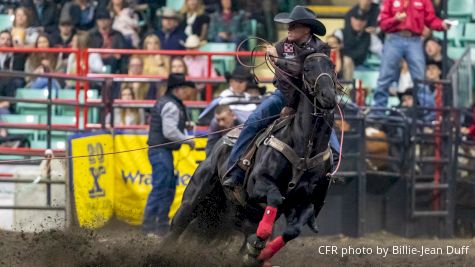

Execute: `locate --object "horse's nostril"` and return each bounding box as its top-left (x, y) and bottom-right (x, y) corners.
top-left (288, 182), bottom-right (295, 188)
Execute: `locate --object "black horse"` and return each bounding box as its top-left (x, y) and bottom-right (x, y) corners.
top-left (169, 46), bottom-right (337, 266)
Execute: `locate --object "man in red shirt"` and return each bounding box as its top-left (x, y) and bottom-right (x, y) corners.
top-left (373, 0), bottom-right (450, 112)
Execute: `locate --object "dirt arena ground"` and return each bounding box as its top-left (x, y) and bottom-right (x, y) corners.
top-left (1, 220), bottom-right (474, 267)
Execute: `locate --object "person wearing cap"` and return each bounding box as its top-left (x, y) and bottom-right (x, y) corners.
top-left (425, 36), bottom-right (453, 72)
top-left (220, 66), bottom-right (257, 122)
top-left (341, 9), bottom-right (371, 80)
top-left (156, 7), bottom-right (187, 50)
top-left (145, 73), bottom-right (196, 236)
top-left (50, 11), bottom-right (76, 72)
top-left (372, 0), bottom-right (450, 113)
top-left (88, 9), bottom-right (128, 73)
top-left (222, 5), bottom-right (340, 190)
top-left (344, 0), bottom-right (380, 34)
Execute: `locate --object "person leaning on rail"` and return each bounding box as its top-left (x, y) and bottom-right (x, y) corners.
top-left (144, 73), bottom-right (196, 237)
top-left (221, 5), bottom-right (341, 191)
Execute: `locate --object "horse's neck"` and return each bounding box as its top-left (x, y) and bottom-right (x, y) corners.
top-left (292, 97), bottom-right (332, 157)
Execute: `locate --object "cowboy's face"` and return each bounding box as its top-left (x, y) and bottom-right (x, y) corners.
top-left (287, 22), bottom-right (311, 42)
top-left (230, 79), bottom-right (247, 95)
top-left (215, 110), bottom-right (235, 129)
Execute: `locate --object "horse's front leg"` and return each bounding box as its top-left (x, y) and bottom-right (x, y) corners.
top-left (258, 204), bottom-right (314, 263)
top-left (244, 184), bottom-right (283, 265)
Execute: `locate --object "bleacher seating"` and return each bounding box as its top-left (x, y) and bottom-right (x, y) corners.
top-left (0, 14), bottom-right (12, 31)
top-left (200, 42), bottom-right (237, 75)
top-left (448, 0), bottom-right (474, 22)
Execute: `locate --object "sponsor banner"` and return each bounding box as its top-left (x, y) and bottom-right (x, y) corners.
top-left (70, 131), bottom-right (207, 228)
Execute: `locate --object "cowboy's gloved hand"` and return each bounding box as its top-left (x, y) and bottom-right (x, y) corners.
top-left (280, 106), bottom-right (295, 117)
top-left (265, 45), bottom-right (278, 62)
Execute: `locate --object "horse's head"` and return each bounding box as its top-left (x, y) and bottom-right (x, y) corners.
top-left (302, 44), bottom-right (337, 111)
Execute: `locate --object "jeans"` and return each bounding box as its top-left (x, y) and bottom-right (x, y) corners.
top-left (373, 34), bottom-right (428, 110)
top-left (227, 89), bottom-right (340, 169)
top-left (143, 147), bottom-right (176, 234)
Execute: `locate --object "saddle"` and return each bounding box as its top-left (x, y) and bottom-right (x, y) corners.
top-left (223, 115), bottom-right (332, 195)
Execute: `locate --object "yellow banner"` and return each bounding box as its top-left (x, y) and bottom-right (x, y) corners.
top-left (70, 132), bottom-right (114, 228)
top-left (70, 132), bottom-right (207, 228)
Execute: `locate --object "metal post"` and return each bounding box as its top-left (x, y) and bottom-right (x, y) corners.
top-left (75, 49), bottom-right (81, 129)
top-left (206, 54), bottom-right (212, 102)
top-left (45, 150), bottom-right (53, 206)
top-left (357, 113), bottom-right (367, 236)
top-left (47, 77), bottom-right (52, 149)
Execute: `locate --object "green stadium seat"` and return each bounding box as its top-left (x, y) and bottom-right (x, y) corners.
top-left (448, 47), bottom-right (467, 60)
top-left (166, 0), bottom-right (184, 11)
top-left (432, 23), bottom-right (464, 47)
top-left (448, 0), bottom-right (474, 21)
top-left (30, 140), bottom-right (67, 150)
top-left (364, 53), bottom-right (381, 68)
top-left (56, 89), bottom-right (100, 124)
top-left (353, 70), bottom-right (379, 89)
top-left (1, 114), bottom-right (40, 139)
top-left (200, 42), bottom-right (237, 75)
top-left (461, 23), bottom-right (475, 45)
top-left (0, 14), bottom-right (12, 31)
top-left (15, 88), bottom-right (53, 115)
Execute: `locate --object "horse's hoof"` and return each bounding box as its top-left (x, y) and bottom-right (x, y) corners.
top-left (242, 254), bottom-right (261, 267)
top-left (246, 234), bottom-right (266, 257)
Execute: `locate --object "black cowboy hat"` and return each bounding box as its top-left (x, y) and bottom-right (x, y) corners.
top-left (224, 66), bottom-right (251, 82)
top-left (274, 5), bottom-right (326, 36)
top-left (167, 73), bottom-right (195, 93)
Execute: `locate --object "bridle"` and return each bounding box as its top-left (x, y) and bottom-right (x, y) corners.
top-left (301, 52), bottom-right (337, 117)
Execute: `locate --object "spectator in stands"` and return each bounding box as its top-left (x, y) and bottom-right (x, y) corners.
top-left (180, 0), bottom-right (210, 41)
top-left (326, 34), bottom-right (344, 79)
top-left (108, 85), bottom-right (145, 126)
top-left (398, 88), bottom-right (414, 108)
top-left (61, 0), bottom-right (97, 31)
top-left (344, 0), bottom-right (379, 32)
top-left (342, 10), bottom-right (370, 80)
top-left (205, 104), bottom-right (241, 155)
top-left (25, 33), bottom-right (60, 75)
top-left (109, 0), bottom-right (140, 48)
top-left (0, 30), bottom-right (25, 110)
top-left (208, 0), bottom-right (247, 45)
top-left (424, 36), bottom-right (453, 73)
top-left (220, 66), bottom-right (256, 122)
top-left (124, 55), bottom-right (156, 100)
top-left (25, 33), bottom-right (62, 90)
top-left (67, 32), bottom-right (104, 78)
top-left (426, 60), bottom-right (442, 82)
top-left (183, 35), bottom-right (217, 89)
top-left (169, 56), bottom-right (188, 74)
top-left (88, 10), bottom-right (127, 74)
top-left (0, 30), bottom-right (26, 72)
top-left (156, 8), bottom-right (187, 50)
top-left (144, 73), bottom-right (195, 237)
top-left (51, 13), bottom-right (76, 73)
top-left (373, 0), bottom-right (449, 112)
top-left (22, 0), bottom-right (58, 34)
top-left (11, 6), bottom-right (38, 47)
top-left (142, 34), bottom-right (170, 76)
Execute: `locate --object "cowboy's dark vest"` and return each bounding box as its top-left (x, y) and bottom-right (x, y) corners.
top-left (274, 36), bottom-right (323, 108)
top-left (147, 94), bottom-right (188, 150)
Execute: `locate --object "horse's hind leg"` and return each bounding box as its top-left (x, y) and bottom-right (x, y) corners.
top-left (170, 160), bottom-right (218, 237)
